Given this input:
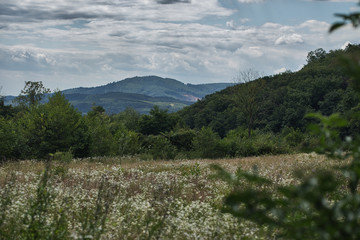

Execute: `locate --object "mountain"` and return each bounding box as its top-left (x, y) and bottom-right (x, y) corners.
top-left (65, 92), bottom-right (191, 114)
top-left (62, 76), bottom-right (233, 102)
top-left (5, 76), bottom-right (232, 114)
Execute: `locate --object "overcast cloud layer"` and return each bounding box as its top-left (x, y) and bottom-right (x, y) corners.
top-left (0, 0), bottom-right (359, 95)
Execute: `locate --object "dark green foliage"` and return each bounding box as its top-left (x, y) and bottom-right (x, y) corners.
top-left (306, 48), bottom-right (326, 64)
top-left (85, 105), bottom-right (115, 157)
top-left (19, 92), bottom-right (88, 158)
top-left (0, 117), bottom-right (27, 160)
top-left (0, 96), bottom-right (15, 118)
top-left (168, 128), bottom-right (196, 151)
top-left (192, 127), bottom-right (227, 159)
top-left (142, 135), bottom-right (177, 160)
top-left (282, 127), bottom-right (305, 148)
top-left (139, 106), bottom-right (178, 135)
top-left (236, 79), bottom-right (265, 137)
top-left (112, 107), bottom-right (141, 132)
top-left (179, 45), bottom-right (360, 137)
top-left (113, 125), bottom-right (141, 156)
top-left (223, 127), bottom-right (290, 157)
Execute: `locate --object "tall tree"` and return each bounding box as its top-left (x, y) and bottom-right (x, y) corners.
top-left (15, 81), bottom-right (50, 107)
top-left (20, 91), bottom-right (88, 158)
top-left (234, 69), bottom-right (264, 137)
top-left (139, 106), bottom-right (178, 135)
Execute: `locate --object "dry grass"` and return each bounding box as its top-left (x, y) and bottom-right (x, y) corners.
top-left (0, 153), bottom-right (347, 239)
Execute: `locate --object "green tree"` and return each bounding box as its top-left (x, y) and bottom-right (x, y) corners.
top-left (111, 107), bottom-right (140, 132)
top-left (43, 91), bottom-right (88, 157)
top-left (0, 117), bottom-right (27, 160)
top-left (192, 126), bottom-right (225, 159)
top-left (234, 70), bottom-right (265, 137)
top-left (114, 125), bottom-right (141, 156)
top-left (306, 48), bottom-right (326, 64)
top-left (15, 81), bottom-right (50, 107)
top-left (139, 106), bottom-right (178, 135)
top-left (0, 96), bottom-right (14, 118)
top-left (20, 91), bottom-right (88, 158)
top-left (85, 105), bottom-right (115, 156)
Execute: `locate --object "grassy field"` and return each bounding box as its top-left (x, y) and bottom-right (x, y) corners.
top-left (0, 153), bottom-right (343, 239)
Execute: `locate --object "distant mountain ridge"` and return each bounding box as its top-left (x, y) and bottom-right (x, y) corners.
top-left (62, 76), bottom-right (233, 102)
top-left (5, 76), bottom-right (233, 114)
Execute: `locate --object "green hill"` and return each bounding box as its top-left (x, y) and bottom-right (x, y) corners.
top-left (65, 92), bottom-right (190, 114)
top-left (4, 76), bottom-right (232, 114)
top-left (62, 75), bottom-right (232, 102)
top-left (179, 45), bottom-right (360, 137)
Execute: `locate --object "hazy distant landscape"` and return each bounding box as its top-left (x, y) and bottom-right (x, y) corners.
top-left (4, 76), bottom-right (232, 114)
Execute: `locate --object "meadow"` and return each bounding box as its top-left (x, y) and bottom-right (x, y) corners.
top-left (0, 153), bottom-right (343, 239)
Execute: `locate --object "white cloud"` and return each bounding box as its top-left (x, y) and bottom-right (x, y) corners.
top-left (341, 41), bottom-right (351, 50)
top-left (226, 20), bottom-right (235, 29)
top-left (274, 67), bottom-right (287, 74)
top-left (239, 18), bottom-right (250, 24)
top-left (275, 34), bottom-right (304, 45)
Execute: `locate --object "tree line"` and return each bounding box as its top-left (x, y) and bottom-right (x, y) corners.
top-left (1, 45), bottom-right (360, 161)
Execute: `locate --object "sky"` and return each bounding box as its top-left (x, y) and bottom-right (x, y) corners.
top-left (0, 0), bottom-right (359, 95)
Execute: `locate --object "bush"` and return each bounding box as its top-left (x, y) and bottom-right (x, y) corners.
top-left (142, 135), bottom-right (177, 160)
top-left (114, 126), bottom-right (141, 156)
top-left (169, 128), bottom-right (196, 151)
top-left (283, 127), bottom-right (305, 148)
top-left (192, 127), bottom-right (227, 159)
top-left (223, 128), bottom-right (290, 157)
top-left (0, 117), bottom-right (27, 160)
top-left (50, 150), bottom-right (73, 164)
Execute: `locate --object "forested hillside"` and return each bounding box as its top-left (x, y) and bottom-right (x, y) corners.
top-left (62, 76), bottom-right (233, 102)
top-left (179, 45), bottom-right (360, 137)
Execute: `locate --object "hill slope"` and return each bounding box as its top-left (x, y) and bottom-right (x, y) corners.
top-left (62, 76), bottom-right (232, 102)
top-left (65, 92), bottom-right (190, 114)
top-left (179, 45), bottom-right (360, 137)
top-left (5, 76), bottom-right (232, 114)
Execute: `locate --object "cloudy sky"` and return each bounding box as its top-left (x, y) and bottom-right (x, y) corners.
top-left (0, 0), bottom-right (359, 95)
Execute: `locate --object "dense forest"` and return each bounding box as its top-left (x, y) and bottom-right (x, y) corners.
top-left (1, 44), bottom-right (360, 161)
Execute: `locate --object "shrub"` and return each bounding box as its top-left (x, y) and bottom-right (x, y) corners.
top-left (283, 127), bottom-right (305, 148)
top-left (114, 126), bottom-right (141, 156)
top-left (169, 128), bottom-right (196, 151)
top-left (223, 128), bottom-right (290, 157)
top-left (0, 117), bottom-right (26, 160)
top-left (192, 127), bottom-right (227, 159)
top-left (142, 135), bottom-right (177, 160)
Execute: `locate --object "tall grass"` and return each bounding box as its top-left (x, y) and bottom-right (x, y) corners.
top-left (0, 153), bottom-right (342, 239)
